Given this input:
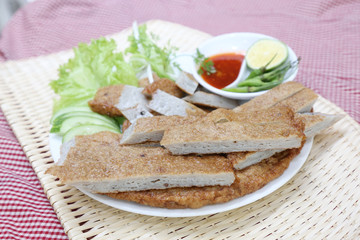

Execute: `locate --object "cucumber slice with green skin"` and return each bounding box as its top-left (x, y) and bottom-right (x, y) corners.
top-left (62, 124), bottom-right (120, 143)
top-left (55, 116), bottom-right (119, 135)
top-left (50, 106), bottom-right (93, 124)
top-left (52, 112), bottom-right (117, 130)
top-left (51, 114), bottom-right (119, 133)
top-left (246, 39), bottom-right (288, 70)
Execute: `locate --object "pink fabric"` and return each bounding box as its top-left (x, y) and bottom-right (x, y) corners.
top-left (0, 109), bottom-right (68, 240)
top-left (0, 0), bottom-right (359, 239)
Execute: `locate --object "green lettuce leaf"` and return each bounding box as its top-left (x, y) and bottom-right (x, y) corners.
top-left (50, 37), bottom-right (138, 113)
top-left (125, 25), bottom-right (178, 80)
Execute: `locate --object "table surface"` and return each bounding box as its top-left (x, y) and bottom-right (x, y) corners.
top-left (0, 0), bottom-right (360, 239)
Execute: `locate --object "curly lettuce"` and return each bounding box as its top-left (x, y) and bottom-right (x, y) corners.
top-left (125, 24), bottom-right (179, 80)
top-left (50, 37), bottom-right (138, 113)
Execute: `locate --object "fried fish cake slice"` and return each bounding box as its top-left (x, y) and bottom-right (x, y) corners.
top-left (142, 78), bottom-right (184, 98)
top-left (46, 132), bottom-right (235, 193)
top-left (274, 88), bottom-right (318, 113)
top-left (103, 147), bottom-right (301, 209)
top-left (88, 84), bottom-right (125, 117)
top-left (89, 84), bottom-right (153, 121)
top-left (138, 73), bottom-right (161, 88)
top-left (161, 120), bottom-right (304, 155)
top-left (233, 81), bottom-right (305, 112)
top-left (228, 112), bottom-right (343, 170)
top-left (120, 115), bottom-right (200, 144)
top-left (204, 105), bottom-right (296, 124)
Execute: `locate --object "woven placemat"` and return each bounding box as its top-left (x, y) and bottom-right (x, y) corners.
top-left (0, 20), bottom-right (359, 240)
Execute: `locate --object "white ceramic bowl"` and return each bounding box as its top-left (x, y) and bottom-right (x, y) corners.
top-left (192, 32), bottom-right (299, 100)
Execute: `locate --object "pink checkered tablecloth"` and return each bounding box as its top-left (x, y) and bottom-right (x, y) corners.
top-left (0, 0), bottom-right (359, 239)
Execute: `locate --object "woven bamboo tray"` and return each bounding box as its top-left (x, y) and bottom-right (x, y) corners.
top-left (0, 20), bottom-right (359, 240)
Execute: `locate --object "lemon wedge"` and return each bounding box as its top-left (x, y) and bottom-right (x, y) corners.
top-left (246, 39), bottom-right (288, 70)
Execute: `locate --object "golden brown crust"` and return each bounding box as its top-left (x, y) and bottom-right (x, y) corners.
top-left (160, 105), bottom-right (305, 154)
top-left (132, 115), bottom-right (200, 133)
top-left (104, 147), bottom-right (301, 208)
top-left (160, 121), bottom-right (304, 148)
top-left (138, 73), bottom-right (161, 88)
top-left (227, 151), bottom-right (252, 164)
top-left (142, 78), bottom-right (184, 98)
top-left (225, 108), bottom-right (305, 168)
top-left (75, 131), bottom-right (122, 144)
top-left (47, 132), bottom-right (234, 186)
top-left (233, 81), bottom-right (305, 112)
top-left (184, 103), bottom-right (208, 116)
top-left (88, 84), bottom-right (125, 117)
top-left (274, 88), bottom-right (318, 113)
top-left (204, 106), bottom-right (296, 124)
top-left (296, 114), bottom-right (324, 129)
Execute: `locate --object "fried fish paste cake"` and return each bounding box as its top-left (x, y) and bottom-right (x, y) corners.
top-left (142, 78), bottom-right (184, 98)
top-left (104, 147), bottom-right (301, 209)
top-left (88, 84), bottom-right (125, 117)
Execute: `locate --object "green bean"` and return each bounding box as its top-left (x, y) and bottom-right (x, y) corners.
top-left (223, 81), bottom-right (282, 93)
top-left (222, 87), bottom-right (249, 93)
top-left (245, 68), bottom-right (264, 79)
top-left (244, 53), bottom-right (278, 80)
top-left (237, 78), bottom-right (265, 87)
top-left (248, 80), bottom-right (283, 92)
top-left (224, 57), bottom-right (301, 93)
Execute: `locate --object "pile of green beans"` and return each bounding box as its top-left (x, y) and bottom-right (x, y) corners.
top-left (223, 58), bottom-right (300, 93)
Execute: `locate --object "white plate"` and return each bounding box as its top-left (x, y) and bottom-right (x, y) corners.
top-left (49, 46), bottom-right (309, 218)
top-left (191, 32), bottom-right (299, 100)
top-left (49, 133), bottom-right (312, 217)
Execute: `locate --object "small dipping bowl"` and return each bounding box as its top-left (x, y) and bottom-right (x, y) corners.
top-left (191, 32), bottom-right (299, 100)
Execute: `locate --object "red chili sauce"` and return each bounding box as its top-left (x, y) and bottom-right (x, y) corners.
top-left (201, 53), bottom-right (244, 89)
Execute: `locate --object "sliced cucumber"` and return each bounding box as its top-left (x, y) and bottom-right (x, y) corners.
top-left (62, 124), bottom-right (120, 143)
top-left (50, 106), bottom-right (93, 124)
top-left (56, 116), bottom-right (119, 135)
top-left (52, 111), bottom-right (117, 131)
top-left (246, 39), bottom-right (288, 70)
